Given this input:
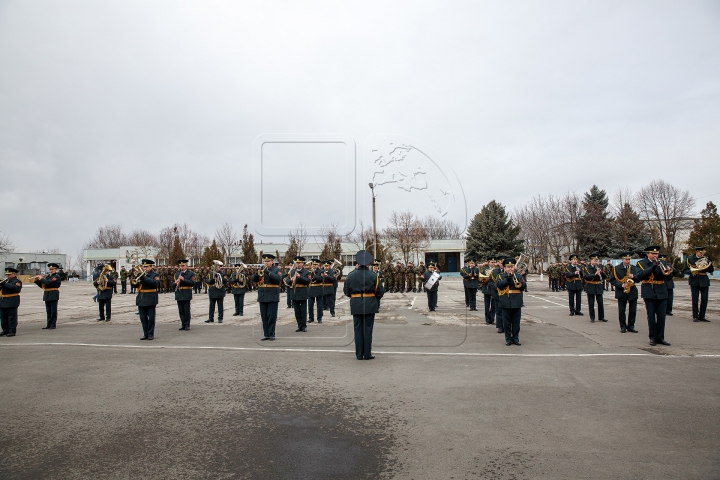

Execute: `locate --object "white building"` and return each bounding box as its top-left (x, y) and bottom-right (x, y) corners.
top-left (1, 252), bottom-right (67, 277)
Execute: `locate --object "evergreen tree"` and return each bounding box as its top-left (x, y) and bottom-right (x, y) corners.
top-left (577, 185), bottom-right (612, 257)
top-left (169, 227), bottom-right (185, 265)
top-left (686, 201), bottom-right (720, 260)
top-left (283, 239), bottom-right (299, 264)
top-left (240, 224), bottom-right (258, 263)
top-left (200, 239), bottom-right (223, 266)
top-left (465, 200), bottom-right (523, 260)
top-left (610, 202), bottom-right (650, 257)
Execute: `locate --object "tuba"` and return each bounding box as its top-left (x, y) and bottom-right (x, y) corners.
top-left (233, 263), bottom-right (247, 289)
top-left (514, 253), bottom-right (528, 275)
top-left (212, 260), bottom-right (224, 288)
top-left (690, 257), bottom-right (711, 276)
top-left (96, 265), bottom-right (113, 291)
top-left (332, 258), bottom-right (343, 278)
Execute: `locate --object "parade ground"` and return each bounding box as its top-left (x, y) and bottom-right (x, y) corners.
top-left (1, 278), bottom-right (719, 479)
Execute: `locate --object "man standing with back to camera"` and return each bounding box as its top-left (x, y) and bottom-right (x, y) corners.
top-left (344, 250), bottom-right (385, 360)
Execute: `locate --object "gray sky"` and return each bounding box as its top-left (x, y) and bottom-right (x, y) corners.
top-left (1, 0), bottom-right (719, 254)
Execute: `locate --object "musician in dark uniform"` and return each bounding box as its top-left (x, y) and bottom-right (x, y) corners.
top-left (290, 256), bottom-right (311, 332)
top-left (583, 253), bottom-right (607, 323)
top-left (482, 257), bottom-right (496, 325)
top-left (635, 245), bottom-right (673, 346)
top-left (495, 257), bottom-right (526, 346)
top-left (284, 265), bottom-right (294, 308)
top-left (610, 252), bottom-right (639, 333)
top-left (343, 250), bottom-right (385, 360)
top-left (491, 256), bottom-right (504, 333)
top-left (251, 254), bottom-right (282, 340)
top-left (33, 263), bottom-right (62, 329)
top-left (92, 265), bottom-right (115, 322)
top-left (0, 267), bottom-right (22, 337)
top-left (684, 246), bottom-right (714, 322)
top-left (565, 254), bottom-right (584, 316)
top-left (658, 253), bottom-right (676, 316)
top-left (229, 264), bottom-right (247, 317)
top-left (460, 257), bottom-right (478, 310)
top-left (136, 259), bottom-right (160, 340)
top-left (321, 260), bottom-right (337, 317)
top-left (308, 259), bottom-right (324, 323)
top-left (174, 259), bottom-right (195, 330)
top-left (204, 261), bottom-right (226, 323)
top-left (422, 262), bottom-right (442, 311)
top-left (372, 260), bottom-right (383, 308)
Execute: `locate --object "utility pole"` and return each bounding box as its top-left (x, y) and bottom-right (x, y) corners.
top-left (369, 183), bottom-right (377, 259)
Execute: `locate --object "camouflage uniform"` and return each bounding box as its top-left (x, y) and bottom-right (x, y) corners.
top-left (602, 261), bottom-right (613, 291)
top-left (415, 263), bottom-right (426, 292)
top-left (394, 263), bottom-right (405, 292)
top-left (383, 262), bottom-right (394, 293)
top-left (405, 263), bottom-right (415, 292)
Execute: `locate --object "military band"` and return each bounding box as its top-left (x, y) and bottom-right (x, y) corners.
top-left (308, 259), bottom-right (324, 323)
top-left (460, 258), bottom-right (479, 311)
top-left (136, 259), bottom-right (160, 340)
top-left (423, 262), bottom-right (441, 311)
top-left (481, 257), bottom-right (496, 325)
top-left (610, 252), bottom-right (638, 333)
top-left (322, 259), bottom-right (337, 317)
top-left (0, 267), bottom-right (22, 337)
top-left (635, 245), bottom-right (674, 346)
top-left (344, 250), bottom-right (384, 360)
top-left (92, 264), bottom-right (115, 322)
top-left (583, 253), bottom-right (607, 323)
top-left (290, 256), bottom-right (311, 332)
top-left (565, 254), bottom-right (584, 316)
top-left (229, 264), bottom-right (247, 317)
top-left (252, 254), bottom-right (281, 341)
top-left (495, 257), bottom-right (526, 346)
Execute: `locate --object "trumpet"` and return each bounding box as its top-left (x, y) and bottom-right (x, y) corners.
top-left (654, 259), bottom-right (674, 276)
top-left (130, 264), bottom-right (146, 285)
top-left (0, 277), bottom-right (8, 287)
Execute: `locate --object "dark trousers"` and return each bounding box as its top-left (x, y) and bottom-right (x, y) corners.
top-left (286, 288), bottom-right (293, 307)
top-left (568, 289), bottom-right (582, 313)
top-left (503, 307), bottom-right (521, 343)
top-left (309, 296), bottom-right (323, 321)
top-left (113, 283), bottom-right (117, 294)
top-left (209, 297), bottom-right (224, 321)
top-left (259, 301), bottom-right (278, 338)
top-left (551, 278), bottom-right (558, 291)
top-left (323, 292), bottom-right (335, 314)
top-left (427, 290), bottom-right (438, 310)
top-left (233, 293), bottom-right (245, 314)
top-left (353, 314), bottom-right (375, 360)
top-left (617, 299), bottom-right (636, 330)
top-left (177, 300), bottom-right (191, 328)
top-left (644, 298), bottom-right (667, 341)
top-left (691, 286), bottom-right (709, 319)
top-left (483, 294), bottom-right (495, 324)
top-left (293, 299), bottom-right (308, 328)
top-left (138, 305), bottom-right (156, 337)
top-left (464, 287), bottom-right (469, 306)
top-left (45, 300), bottom-right (58, 327)
top-left (495, 300), bottom-right (504, 330)
top-left (0, 307), bottom-right (18, 334)
top-left (193, 282), bottom-right (201, 294)
top-left (586, 294), bottom-right (604, 320)
top-left (98, 299), bottom-right (111, 320)
top-left (467, 288), bottom-right (477, 310)
top-left (121, 281), bottom-right (127, 294)
top-left (666, 288), bottom-right (673, 314)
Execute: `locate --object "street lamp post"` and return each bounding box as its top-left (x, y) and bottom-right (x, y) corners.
top-left (369, 183), bottom-right (377, 260)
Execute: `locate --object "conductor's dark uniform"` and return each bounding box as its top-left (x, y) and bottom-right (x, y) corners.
top-left (35, 264), bottom-right (61, 329)
top-left (344, 250), bottom-right (385, 360)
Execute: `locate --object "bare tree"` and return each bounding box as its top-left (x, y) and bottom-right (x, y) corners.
top-left (318, 223), bottom-right (343, 261)
top-left (345, 220), bottom-right (373, 251)
top-left (420, 215), bottom-right (462, 240)
top-left (64, 252), bottom-right (73, 272)
top-left (635, 180), bottom-right (695, 255)
top-left (611, 185), bottom-right (634, 217)
top-left (215, 222), bottom-right (241, 264)
top-left (127, 229), bottom-right (158, 248)
top-left (85, 224), bottom-right (128, 249)
top-left (514, 196), bottom-right (553, 271)
top-left (290, 222), bottom-right (308, 256)
top-left (0, 231), bottom-right (12, 253)
top-left (383, 210), bottom-right (428, 264)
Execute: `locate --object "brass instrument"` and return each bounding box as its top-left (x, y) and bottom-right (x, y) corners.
top-left (0, 277), bottom-right (9, 287)
top-left (512, 272), bottom-right (522, 289)
top-left (130, 264), bottom-right (146, 286)
top-left (96, 265), bottom-right (113, 291)
top-left (332, 258), bottom-right (343, 279)
top-left (212, 260), bottom-right (224, 288)
top-left (659, 259), bottom-right (674, 276)
top-left (690, 256), bottom-right (712, 276)
top-left (514, 253), bottom-right (528, 276)
top-left (232, 263), bottom-right (247, 289)
top-left (623, 278), bottom-right (635, 294)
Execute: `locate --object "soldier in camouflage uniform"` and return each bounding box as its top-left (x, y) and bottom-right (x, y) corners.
top-left (416, 261), bottom-right (427, 292)
top-left (559, 262), bottom-right (567, 290)
top-left (602, 260), bottom-right (613, 291)
top-left (405, 262), bottom-right (415, 292)
top-left (394, 261), bottom-right (405, 293)
top-left (549, 263), bottom-right (560, 292)
top-left (383, 260), bottom-right (394, 293)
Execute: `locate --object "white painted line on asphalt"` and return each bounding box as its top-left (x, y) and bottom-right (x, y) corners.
top-left (2, 342), bottom-right (719, 358)
top-left (409, 297), bottom-right (416, 309)
top-left (528, 295), bottom-right (568, 308)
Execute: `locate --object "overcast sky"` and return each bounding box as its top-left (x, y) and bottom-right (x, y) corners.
top-left (1, 1), bottom-right (719, 255)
